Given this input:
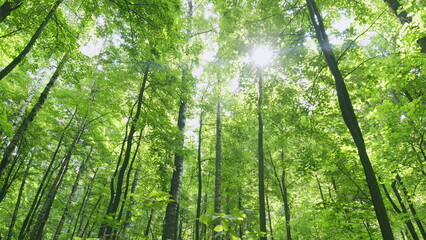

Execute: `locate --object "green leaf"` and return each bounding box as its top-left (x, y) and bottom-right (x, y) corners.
top-left (214, 225), bottom-right (224, 232)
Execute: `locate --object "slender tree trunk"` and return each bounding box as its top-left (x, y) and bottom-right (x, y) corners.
top-left (0, 142), bottom-right (25, 202)
top-left (306, 0), bottom-right (394, 238)
top-left (266, 193), bottom-right (274, 240)
top-left (115, 130), bottom-right (143, 239)
top-left (121, 168), bottom-right (141, 238)
top-left (282, 169), bottom-right (292, 240)
top-left (81, 195), bottom-right (102, 238)
top-left (145, 209), bottom-right (154, 236)
top-left (0, 0), bottom-right (65, 81)
top-left (213, 98), bottom-right (222, 239)
top-left (18, 109), bottom-right (76, 239)
top-left (53, 147), bottom-right (92, 240)
top-left (162, 97), bottom-right (187, 240)
top-left (29, 114), bottom-right (87, 240)
top-left (0, 53), bottom-right (69, 184)
top-left (396, 174), bottom-right (426, 239)
top-left (257, 69), bottom-right (267, 240)
top-left (195, 112), bottom-right (204, 240)
top-left (99, 63), bottom-right (150, 239)
top-left (383, 183), bottom-right (418, 239)
top-left (71, 168), bottom-right (99, 239)
top-left (0, 76), bottom-right (42, 154)
top-left (391, 181), bottom-right (419, 240)
top-left (315, 175), bottom-right (326, 202)
top-left (5, 156), bottom-right (33, 240)
top-left (0, 0), bottom-right (24, 23)
top-left (163, 0), bottom-right (192, 235)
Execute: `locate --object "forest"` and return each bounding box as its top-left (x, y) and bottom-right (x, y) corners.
top-left (0, 0), bottom-right (425, 239)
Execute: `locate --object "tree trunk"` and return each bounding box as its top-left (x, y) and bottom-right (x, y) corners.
top-left (257, 69), bottom-right (267, 240)
top-left (383, 183), bottom-right (419, 239)
top-left (81, 195), bottom-right (102, 239)
top-left (0, 53), bottom-right (69, 184)
top-left (53, 147), bottom-right (92, 240)
top-left (0, 76), bottom-right (42, 154)
top-left (0, 0), bottom-right (64, 81)
top-left (29, 111), bottom-right (87, 240)
top-left (0, 0), bottom-right (24, 23)
top-left (121, 168), bottom-right (141, 238)
top-left (99, 63), bottom-right (150, 239)
top-left (18, 109), bottom-right (76, 239)
top-left (115, 130), bottom-right (144, 239)
top-left (5, 155), bottom-right (33, 240)
top-left (213, 99), bottom-right (222, 239)
top-left (0, 141), bottom-right (25, 202)
top-left (266, 192), bottom-right (274, 240)
top-left (390, 181), bottom-right (419, 240)
top-left (195, 112), bottom-right (203, 240)
top-left (282, 170), bottom-right (292, 240)
top-left (396, 174), bottom-right (426, 239)
top-left (145, 209), bottom-right (154, 236)
top-left (162, 97), bottom-right (187, 240)
top-left (71, 168), bottom-right (99, 239)
top-left (306, 0), bottom-right (394, 238)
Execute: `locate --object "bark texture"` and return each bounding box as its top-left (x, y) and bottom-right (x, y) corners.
top-left (162, 98), bottom-right (187, 240)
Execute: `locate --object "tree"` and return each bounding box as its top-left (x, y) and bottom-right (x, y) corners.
top-left (98, 64), bottom-right (150, 239)
top-left (0, 0), bottom-right (64, 81)
top-left (0, 0), bottom-right (24, 24)
top-left (0, 54), bottom-right (69, 199)
top-left (257, 68), bottom-right (267, 240)
top-left (306, 0), bottom-right (394, 238)
top-left (0, 0), bottom-right (425, 239)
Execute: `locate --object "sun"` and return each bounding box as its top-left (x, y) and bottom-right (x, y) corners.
top-left (252, 46), bottom-right (273, 67)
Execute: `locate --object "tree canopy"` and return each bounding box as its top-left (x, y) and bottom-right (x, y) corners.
top-left (0, 0), bottom-right (425, 239)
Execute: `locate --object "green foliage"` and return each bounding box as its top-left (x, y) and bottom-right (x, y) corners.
top-left (200, 209), bottom-right (266, 239)
top-left (0, 0), bottom-right (425, 239)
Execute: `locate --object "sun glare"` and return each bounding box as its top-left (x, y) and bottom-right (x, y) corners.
top-left (252, 46), bottom-right (273, 67)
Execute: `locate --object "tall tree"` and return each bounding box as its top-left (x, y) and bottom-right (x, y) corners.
top-left (53, 147), bottom-right (92, 240)
top-left (162, 79), bottom-right (188, 240)
top-left (29, 107), bottom-right (89, 240)
top-left (98, 63), bottom-right (150, 239)
top-left (0, 53), bottom-right (69, 197)
top-left (195, 111), bottom-right (204, 240)
top-left (213, 85), bottom-right (222, 239)
top-left (257, 69), bottom-right (267, 240)
top-left (306, 0), bottom-right (394, 238)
